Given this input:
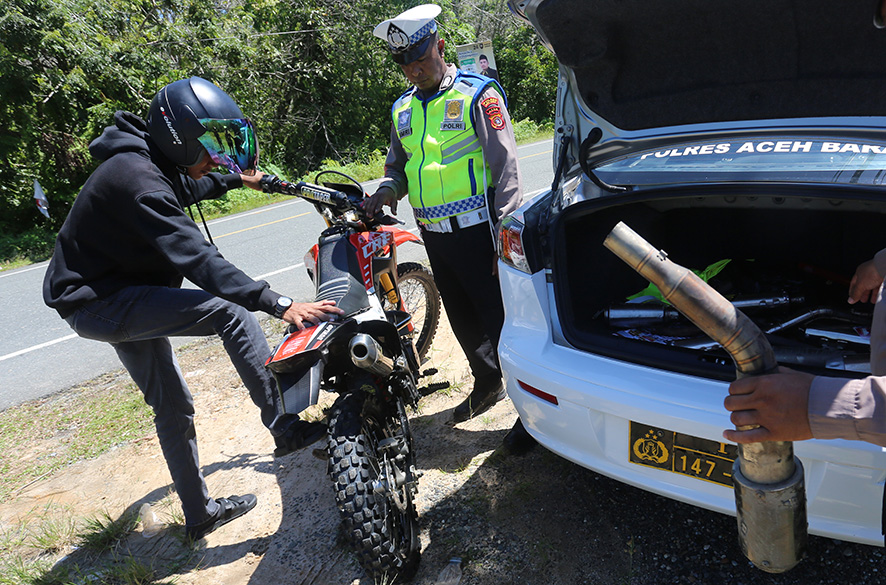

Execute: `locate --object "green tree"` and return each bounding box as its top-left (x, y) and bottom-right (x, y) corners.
top-left (494, 23), bottom-right (557, 124)
top-left (0, 0), bottom-right (265, 236)
top-left (0, 0), bottom-right (557, 253)
top-left (243, 0), bottom-right (413, 173)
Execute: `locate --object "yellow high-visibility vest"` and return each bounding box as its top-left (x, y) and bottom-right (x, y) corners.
top-left (392, 71), bottom-right (503, 223)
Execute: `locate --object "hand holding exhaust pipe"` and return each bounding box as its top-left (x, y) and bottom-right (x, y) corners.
top-left (723, 367), bottom-right (815, 444)
top-left (604, 221), bottom-right (807, 573)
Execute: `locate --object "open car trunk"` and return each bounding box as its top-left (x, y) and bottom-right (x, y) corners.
top-left (553, 185), bottom-right (884, 382)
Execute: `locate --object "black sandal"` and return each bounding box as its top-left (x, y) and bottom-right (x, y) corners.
top-left (186, 494), bottom-right (257, 540)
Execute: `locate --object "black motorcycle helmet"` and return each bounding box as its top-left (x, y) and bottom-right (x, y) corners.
top-left (146, 77), bottom-right (258, 174)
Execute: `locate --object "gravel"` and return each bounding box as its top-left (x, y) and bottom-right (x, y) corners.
top-left (406, 437), bottom-right (886, 585)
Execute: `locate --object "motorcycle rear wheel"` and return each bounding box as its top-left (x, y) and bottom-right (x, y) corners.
top-left (387, 262), bottom-right (440, 361)
top-left (327, 389), bottom-right (421, 582)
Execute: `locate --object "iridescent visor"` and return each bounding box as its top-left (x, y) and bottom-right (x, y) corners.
top-left (196, 118), bottom-right (258, 175)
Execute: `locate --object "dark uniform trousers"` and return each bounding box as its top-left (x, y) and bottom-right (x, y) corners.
top-left (421, 221), bottom-right (504, 387)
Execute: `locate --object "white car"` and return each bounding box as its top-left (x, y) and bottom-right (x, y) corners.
top-left (497, 0), bottom-right (886, 550)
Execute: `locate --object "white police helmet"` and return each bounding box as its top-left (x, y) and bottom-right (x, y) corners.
top-left (373, 4), bottom-right (442, 65)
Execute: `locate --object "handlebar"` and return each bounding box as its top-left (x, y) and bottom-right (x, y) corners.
top-left (259, 173), bottom-right (403, 227)
top-left (259, 174), bottom-right (362, 212)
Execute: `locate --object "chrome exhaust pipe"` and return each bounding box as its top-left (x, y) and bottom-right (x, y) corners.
top-left (349, 334), bottom-right (395, 377)
top-left (603, 221), bottom-right (807, 573)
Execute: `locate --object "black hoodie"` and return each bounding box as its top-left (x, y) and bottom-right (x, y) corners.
top-left (43, 111), bottom-right (281, 318)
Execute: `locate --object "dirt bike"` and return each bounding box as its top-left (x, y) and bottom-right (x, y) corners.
top-left (260, 171), bottom-right (444, 581)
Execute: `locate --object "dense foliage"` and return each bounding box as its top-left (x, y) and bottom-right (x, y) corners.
top-left (0, 0), bottom-right (557, 241)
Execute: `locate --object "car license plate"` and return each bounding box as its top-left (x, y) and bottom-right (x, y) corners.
top-left (629, 421), bottom-right (737, 487)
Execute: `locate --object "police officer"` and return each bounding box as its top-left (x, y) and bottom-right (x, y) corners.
top-left (365, 5), bottom-right (535, 452)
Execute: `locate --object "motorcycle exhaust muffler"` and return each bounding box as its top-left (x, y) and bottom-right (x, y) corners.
top-left (603, 221), bottom-right (807, 573)
top-left (349, 334), bottom-right (395, 377)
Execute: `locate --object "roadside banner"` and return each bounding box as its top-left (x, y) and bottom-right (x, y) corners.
top-left (455, 41), bottom-right (501, 84)
top-left (34, 179), bottom-right (50, 219)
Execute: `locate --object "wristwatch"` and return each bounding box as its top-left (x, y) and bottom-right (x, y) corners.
top-left (273, 296), bottom-right (293, 319)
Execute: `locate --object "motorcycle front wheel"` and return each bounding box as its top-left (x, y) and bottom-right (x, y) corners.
top-left (386, 262), bottom-right (440, 362)
top-left (327, 388), bottom-right (421, 582)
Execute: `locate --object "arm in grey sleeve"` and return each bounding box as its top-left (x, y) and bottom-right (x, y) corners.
top-left (875, 248), bottom-right (886, 276)
top-left (377, 125), bottom-right (409, 200)
top-left (474, 87), bottom-right (524, 230)
top-left (808, 375), bottom-right (886, 447)
top-left (807, 247), bottom-right (886, 447)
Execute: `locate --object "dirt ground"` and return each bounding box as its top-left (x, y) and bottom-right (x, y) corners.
top-left (1, 314), bottom-right (535, 584)
top-left (4, 315), bottom-right (886, 585)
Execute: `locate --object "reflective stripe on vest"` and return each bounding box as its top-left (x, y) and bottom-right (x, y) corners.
top-left (392, 72), bottom-right (502, 224)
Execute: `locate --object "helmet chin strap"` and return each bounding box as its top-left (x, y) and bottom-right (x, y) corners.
top-left (181, 144), bottom-right (217, 246)
top-left (188, 198), bottom-right (215, 247)
top-left (178, 166), bottom-right (215, 247)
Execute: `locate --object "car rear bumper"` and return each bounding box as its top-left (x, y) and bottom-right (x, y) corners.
top-left (498, 264), bottom-right (886, 546)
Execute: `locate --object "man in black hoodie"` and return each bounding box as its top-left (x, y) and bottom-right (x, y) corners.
top-left (43, 77), bottom-right (342, 540)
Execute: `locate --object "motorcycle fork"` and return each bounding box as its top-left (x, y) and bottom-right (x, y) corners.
top-left (372, 397), bottom-right (418, 511)
top-left (378, 271), bottom-right (400, 306)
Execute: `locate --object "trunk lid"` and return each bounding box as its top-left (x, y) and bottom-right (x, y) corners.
top-left (512, 0), bottom-right (886, 132)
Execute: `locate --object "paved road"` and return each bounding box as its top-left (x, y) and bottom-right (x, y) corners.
top-left (0, 140), bottom-right (554, 410)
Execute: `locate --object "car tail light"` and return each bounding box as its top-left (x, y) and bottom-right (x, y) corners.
top-left (498, 215), bottom-right (531, 273)
top-left (518, 380), bottom-right (559, 405)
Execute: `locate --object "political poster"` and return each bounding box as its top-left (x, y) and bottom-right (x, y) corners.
top-left (455, 41), bottom-right (500, 84)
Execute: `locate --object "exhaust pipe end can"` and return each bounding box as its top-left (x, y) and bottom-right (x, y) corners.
top-left (734, 456), bottom-right (808, 573)
top-left (349, 334), bottom-right (394, 377)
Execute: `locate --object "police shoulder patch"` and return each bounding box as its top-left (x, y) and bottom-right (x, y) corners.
top-left (482, 97), bottom-right (505, 130)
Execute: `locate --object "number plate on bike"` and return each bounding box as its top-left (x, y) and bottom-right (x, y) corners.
top-left (629, 422), bottom-right (737, 487)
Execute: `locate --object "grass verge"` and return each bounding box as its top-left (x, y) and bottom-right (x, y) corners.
top-left (0, 340), bottom-right (220, 584)
top-left (0, 373), bottom-right (154, 502)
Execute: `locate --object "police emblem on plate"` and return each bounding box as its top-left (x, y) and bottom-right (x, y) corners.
top-left (629, 422), bottom-right (737, 487)
top-left (632, 428), bottom-right (669, 464)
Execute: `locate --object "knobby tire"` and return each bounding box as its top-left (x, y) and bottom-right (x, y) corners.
top-left (327, 389), bottom-right (420, 582)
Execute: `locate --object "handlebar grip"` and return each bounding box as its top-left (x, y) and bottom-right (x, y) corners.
top-left (259, 174), bottom-right (284, 194)
top-left (297, 182), bottom-right (347, 207)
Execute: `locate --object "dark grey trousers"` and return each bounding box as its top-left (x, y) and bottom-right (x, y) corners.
top-left (422, 222), bottom-right (504, 385)
top-left (64, 285), bottom-right (284, 526)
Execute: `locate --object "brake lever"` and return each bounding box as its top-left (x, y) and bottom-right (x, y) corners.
top-left (377, 214), bottom-right (405, 226)
top-left (355, 197), bottom-right (404, 226)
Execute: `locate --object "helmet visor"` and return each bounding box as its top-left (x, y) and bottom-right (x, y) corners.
top-left (196, 118), bottom-right (258, 175)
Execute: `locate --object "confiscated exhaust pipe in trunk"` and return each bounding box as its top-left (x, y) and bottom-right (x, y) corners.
top-left (603, 221), bottom-right (807, 573)
top-left (349, 334), bottom-right (395, 377)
